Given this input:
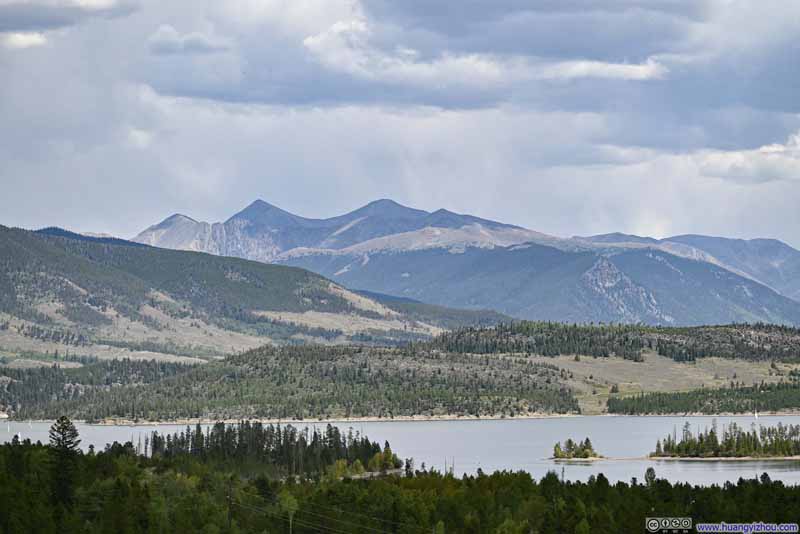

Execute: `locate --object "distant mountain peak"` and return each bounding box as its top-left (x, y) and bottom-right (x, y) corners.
top-left (234, 199), bottom-right (284, 215)
top-left (348, 198), bottom-right (428, 219)
top-left (226, 199), bottom-right (304, 228)
top-left (366, 198), bottom-right (404, 208)
top-left (247, 199), bottom-right (280, 210)
top-left (576, 232), bottom-right (660, 245)
top-left (165, 213), bottom-right (197, 223)
top-left (146, 213), bottom-right (201, 230)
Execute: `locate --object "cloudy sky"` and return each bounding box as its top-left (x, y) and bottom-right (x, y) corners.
top-left (2, 0), bottom-right (799, 246)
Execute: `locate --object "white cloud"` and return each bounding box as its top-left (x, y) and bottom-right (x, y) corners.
top-left (148, 24), bottom-right (230, 55)
top-left (303, 12), bottom-right (667, 90)
top-left (694, 132), bottom-right (800, 183)
top-left (536, 57), bottom-right (667, 81)
top-left (72, 0), bottom-right (119, 9)
top-left (126, 127), bottom-right (152, 149)
top-left (2, 31), bottom-right (46, 48)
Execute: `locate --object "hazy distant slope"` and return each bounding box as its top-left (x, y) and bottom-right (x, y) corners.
top-left (580, 232), bottom-right (800, 302)
top-left (133, 198), bottom-right (800, 323)
top-left (665, 234), bottom-right (800, 301)
top-left (356, 290), bottom-right (512, 329)
top-left (281, 243), bottom-right (800, 326)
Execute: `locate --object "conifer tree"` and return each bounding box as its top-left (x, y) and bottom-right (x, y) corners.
top-left (48, 415), bottom-right (81, 511)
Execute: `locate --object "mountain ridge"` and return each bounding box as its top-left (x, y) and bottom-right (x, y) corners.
top-left (132, 199), bottom-right (800, 325)
top-left (134, 198), bottom-right (554, 262)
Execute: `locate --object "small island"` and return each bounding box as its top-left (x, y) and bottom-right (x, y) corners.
top-left (552, 437), bottom-right (602, 460)
top-left (650, 421), bottom-right (800, 459)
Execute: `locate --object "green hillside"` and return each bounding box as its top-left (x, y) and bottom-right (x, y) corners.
top-left (0, 346), bottom-right (579, 421)
top-left (0, 226), bottom-right (445, 359)
top-left (426, 321), bottom-right (800, 362)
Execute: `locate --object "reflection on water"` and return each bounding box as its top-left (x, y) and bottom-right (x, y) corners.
top-left (3, 415), bottom-right (800, 486)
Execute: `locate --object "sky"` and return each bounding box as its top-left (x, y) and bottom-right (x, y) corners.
top-left (1, 1), bottom-right (799, 247)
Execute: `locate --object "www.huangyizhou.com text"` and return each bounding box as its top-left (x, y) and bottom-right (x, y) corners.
top-left (696, 523), bottom-right (799, 533)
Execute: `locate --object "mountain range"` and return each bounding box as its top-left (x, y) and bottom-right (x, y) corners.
top-left (133, 199), bottom-right (800, 326)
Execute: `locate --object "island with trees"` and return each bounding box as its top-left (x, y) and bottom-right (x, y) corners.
top-left (650, 421), bottom-right (800, 459)
top-left (552, 437), bottom-right (602, 460)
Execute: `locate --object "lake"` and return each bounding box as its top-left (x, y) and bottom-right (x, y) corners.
top-left (4, 415), bottom-right (800, 486)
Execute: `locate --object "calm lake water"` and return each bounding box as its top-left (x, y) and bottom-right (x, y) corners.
top-left (4, 415), bottom-right (800, 486)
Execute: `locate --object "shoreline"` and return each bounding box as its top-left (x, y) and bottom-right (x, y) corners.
top-left (648, 455), bottom-right (800, 462)
top-left (601, 411), bottom-right (800, 417)
top-left (550, 455), bottom-right (800, 463)
top-left (82, 412), bottom-right (584, 427)
top-left (7, 411), bottom-right (800, 426)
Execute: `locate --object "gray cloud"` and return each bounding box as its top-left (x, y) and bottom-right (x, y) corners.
top-left (0, 0), bottom-right (137, 32)
top-left (362, 1), bottom-right (706, 62)
top-left (130, 0), bottom-right (800, 151)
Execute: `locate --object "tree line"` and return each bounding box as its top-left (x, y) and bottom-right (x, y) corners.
top-left (653, 421), bottom-right (800, 458)
top-left (147, 421), bottom-right (400, 478)
top-left (0, 346), bottom-right (579, 421)
top-left (424, 322), bottom-right (651, 361)
top-left (0, 358), bottom-right (191, 417)
top-left (2, 417), bottom-right (800, 533)
top-left (424, 321), bottom-right (800, 362)
top-left (17, 323), bottom-right (90, 346)
top-left (607, 380), bottom-right (800, 415)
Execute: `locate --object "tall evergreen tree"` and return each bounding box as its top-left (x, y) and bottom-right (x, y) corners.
top-left (48, 416), bottom-right (82, 512)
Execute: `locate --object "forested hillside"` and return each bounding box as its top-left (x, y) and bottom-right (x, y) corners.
top-left (608, 379), bottom-right (800, 415)
top-left (0, 345), bottom-right (578, 421)
top-left (7, 321), bottom-right (800, 421)
top-left (426, 322), bottom-right (800, 362)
